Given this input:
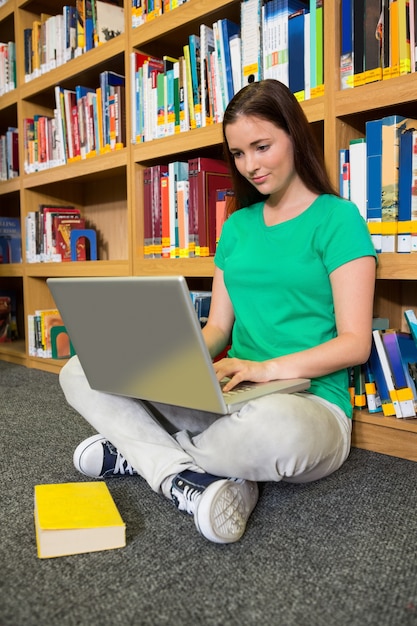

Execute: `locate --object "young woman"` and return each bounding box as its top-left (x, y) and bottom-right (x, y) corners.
top-left (60, 79), bottom-right (376, 544)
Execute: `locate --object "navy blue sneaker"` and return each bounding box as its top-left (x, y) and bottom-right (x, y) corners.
top-left (73, 434), bottom-right (138, 478)
top-left (170, 470), bottom-right (258, 544)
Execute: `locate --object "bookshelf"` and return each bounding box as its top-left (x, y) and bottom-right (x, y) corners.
top-left (1, 0), bottom-right (417, 460)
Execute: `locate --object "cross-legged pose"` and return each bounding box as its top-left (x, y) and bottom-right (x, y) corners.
top-left (60, 79), bottom-right (376, 544)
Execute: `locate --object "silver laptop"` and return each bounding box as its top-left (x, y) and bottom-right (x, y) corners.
top-left (47, 276), bottom-right (310, 415)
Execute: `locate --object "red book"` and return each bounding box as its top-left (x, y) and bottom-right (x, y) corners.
top-left (188, 157), bottom-right (232, 256)
top-left (151, 164), bottom-right (167, 258)
top-left (53, 216), bottom-right (86, 261)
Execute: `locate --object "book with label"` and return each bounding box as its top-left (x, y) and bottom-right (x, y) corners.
top-left (34, 482), bottom-right (125, 558)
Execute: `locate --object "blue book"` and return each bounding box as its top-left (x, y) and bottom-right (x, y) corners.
top-left (366, 117), bottom-right (384, 221)
top-left (382, 330), bottom-right (416, 417)
top-left (0, 218), bottom-right (21, 264)
top-left (398, 129), bottom-right (413, 222)
top-left (288, 9), bottom-right (306, 97)
top-left (340, 0), bottom-right (353, 88)
top-left (405, 310), bottom-right (417, 350)
top-left (99, 70), bottom-right (125, 147)
top-left (369, 336), bottom-right (394, 416)
top-left (218, 19), bottom-right (240, 104)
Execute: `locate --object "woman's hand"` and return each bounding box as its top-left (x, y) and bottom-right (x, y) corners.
top-left (213, 357), bottom-right (276, 392)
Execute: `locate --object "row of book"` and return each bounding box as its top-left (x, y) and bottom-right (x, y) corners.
top-left (0, 127), bottom-right (18, 181)
top-left (23, 1), bottom-right (124, 82)
top-left (143, 157), bottom-right (234, 259)
top-left (130, 1), bottom-right (323, 142)
top-left (23, 71), bottom-right (125, 173)
top-left (27, 308), bottom-right (74, 359)
top-left (131, 0), bottom-right (189, 28)
top-left (340, 114), bottom-right (417, 253)
top-left (25, 205), bottom-right (91, 263)
top-left (28, 290), bottom-right (211, 361)
top-left (0, 41), bottom-right (16, 96)
top-left (357, 312), bottom-right (417, 419)
top-left (340, 0), bottom-right (417, 90)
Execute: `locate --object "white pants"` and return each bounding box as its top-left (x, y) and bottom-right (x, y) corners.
top-left (60, 356), bottom-right (352, 494)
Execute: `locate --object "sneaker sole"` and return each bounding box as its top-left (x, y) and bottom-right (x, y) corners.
top-left (195, 480), bottom-right (259, 544)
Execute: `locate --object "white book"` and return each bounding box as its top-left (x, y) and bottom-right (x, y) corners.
top-left (349, 139), bottom-right (367, 220)
top-left (241, 0), bottom-right (262, 86)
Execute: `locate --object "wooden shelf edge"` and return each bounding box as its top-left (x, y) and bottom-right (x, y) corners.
top-left (352, 410), bottom-right (417, 461)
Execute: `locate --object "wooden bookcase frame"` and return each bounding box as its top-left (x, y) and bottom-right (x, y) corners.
top-left (1, 0), bottom-right (417, 459)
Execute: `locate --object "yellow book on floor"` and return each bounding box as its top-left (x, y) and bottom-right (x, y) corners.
top-left (34, 482), bottom-right (126, 559)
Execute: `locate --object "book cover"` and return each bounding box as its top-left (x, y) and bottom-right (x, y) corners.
top-left (188, 157), bottom-right (231, 257)
top-left (340, 0), bottom-right (354, 88)
top-left (176, 179), bottom-right (190, 257)
top-left (398, 129), bottom-right (414, 252)
top-left (353, 0), bottom-right (365, 85)
top-left (398, 0), bottom-right (411, 74)
top-left (404, 309), bottom-right (417, 348)
top-left (382, 329), bottom-right (416, 416)
top-left (381, 115), bottom-right (417, 223)
top-left (168, 161), bottom-right (188, 258)
top-left (188, 34), bottom-right (202, 128)
top-left (241, 0), bottom-right (262, 86)
top-left (95, 0), bottom-right (125, 44)
top-left (143, 166), bottom-right (154, 257)
top-left (218, 19), bottom-right (240, 105)
top-left (200, 23), bottom-right (215, 127)
top-left (0, 217), bottom-right (21, 264)
top-left (99, 70), bottom-right (125, 148)
top-left (349, 138), bottom-right (367, 219)
top-left (0, 296), bottom-right (11, 342)
top-left (364, 0), bottom-right (383, 83)
top-left (34, 482), bottom-right (125, 558)
top-left (151, 164), bottom-right (168, 258)
top-left (288, 9), bottom-right (306, 100)
top-left (53, 216), bottom-right (87, 261)
top-left (372, 329), bottom-right (403, 417)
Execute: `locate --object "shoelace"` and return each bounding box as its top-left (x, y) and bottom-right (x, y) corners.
top-left (113, 452), bottom-right (135, 476)
top-left (179, 484), bottom-right (202, 515)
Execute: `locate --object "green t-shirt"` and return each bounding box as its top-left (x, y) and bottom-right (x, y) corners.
top-left (214, 194), bottom-right (377, 418)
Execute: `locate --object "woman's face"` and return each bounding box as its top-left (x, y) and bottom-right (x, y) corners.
top-left (225, 115), bottom-right (297, 199)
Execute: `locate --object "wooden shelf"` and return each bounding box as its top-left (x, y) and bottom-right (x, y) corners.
top-left (352, 411), bottom-right (417, 462)
top-left (1, 0), bottom-right (417, 460)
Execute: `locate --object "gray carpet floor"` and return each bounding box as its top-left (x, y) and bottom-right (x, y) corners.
top-left (2, 360), bottom-right (417, 626)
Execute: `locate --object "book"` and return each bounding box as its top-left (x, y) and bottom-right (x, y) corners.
top-left (34, 482), bottom-right (126, 558)
top-left (349, 137), bottom-right (367, 219)
top-left (340, 0), bottom-right (354, 88)
top-left (369, 332), bottom-right (397, 415)
top-left (404, 309), bottom-right (417, 348)
top-left (364, 0), bottom-right (383, 84)
top-left (0, 217), bottom-right (21, 263)
top-left (200, 23), bottom-right (215, 127)
top-left (168, 161), bottom-right (188, 258)
top-left (381, 115), bottom-right (417, 224)
top-left (353, 0), bottom-right (365, 86)
top-left (288, 9), bottom-right (307, 100)
top-left (188, 157), bottom-right (232, 257)
top-left (0, 296), bottom-right (11, 342)
top-left (382, 329), bottom-right (416, 417)
top-left (53, 216), bottom-right (87, 261)
top-left (217, 18), bottom-right (240, 105)
top-left (95, 0), bottom-right (125, 44)
top-left (241, 0), bottom-right (262, 86)
top-left (372, 329), bottom-right (403, 417)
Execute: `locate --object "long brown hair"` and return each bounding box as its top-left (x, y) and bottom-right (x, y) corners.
top-left (222, 79), bottom-right (337, 210)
